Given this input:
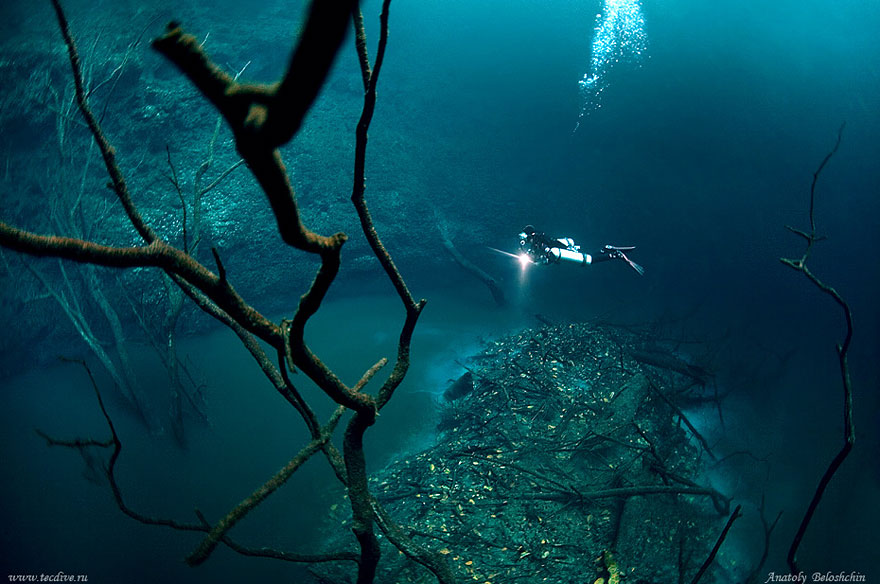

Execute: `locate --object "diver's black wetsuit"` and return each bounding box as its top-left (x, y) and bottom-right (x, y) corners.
top-left (519, 225), bottom-right (615, 266)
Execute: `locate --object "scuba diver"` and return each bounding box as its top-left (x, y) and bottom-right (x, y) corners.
top-left (517, 225), bottom-right (644, 274)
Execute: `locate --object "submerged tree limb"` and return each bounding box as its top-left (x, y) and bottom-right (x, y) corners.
top-left (151, 5), bottom-right (353, 251)
top-left (0, 226), bottom-right (282, 345)
top-left (629, 349), bottom-right (712, 386)
top-left (745, 495), bottom-right (783, 584)
top-left (35, 428), bottom-right (113, 449)
top-left (151, 5), bottom-right (388, 426)
top-left (49, 0), bottom-right (157, 244)
top-left (150, 0), bottom-right (355, 150)
top-left (350, 1), bottom-right (420, 314)
top-left (371, 498), bottom-right (457, 583)
top-left (340, 4), bottom-right (447, 583)
top-left (49, 359), bottom-right (355, 564)
top-left (157, 1), bottom-right (430, 580)
top-left (186, 406), bottom-right (346, 566)
top-left (645, 378), bottom-right (718, 462)
top-left (689, 504), bottom-right (742, 584)
top-left (6, 1), bottom-right (434, 582)
top-left (517, 484), bottom-right (731, 515)
top-left (438, 219), bottom-right (506, 307)
top-left (781, 123), bottom-right (855, 574)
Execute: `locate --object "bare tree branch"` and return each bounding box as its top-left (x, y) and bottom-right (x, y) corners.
top-left (47, 358), bottom-right (355, 565)
top-left (780, 124), bottom-right (855, 574)
top-left (186, 406), bottom-right (345, 566)
top-left (3, 1), bottom-right (437, 581)
top-left (50, 0), bottom-right (158, 244)
top-left (0, 225), bottom-right (282, 344)
top-left (689, 504), bottom-right (742, 584)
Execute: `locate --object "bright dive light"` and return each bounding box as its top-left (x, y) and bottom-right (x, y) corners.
top-left (517, 253), bottom-right (532, 270)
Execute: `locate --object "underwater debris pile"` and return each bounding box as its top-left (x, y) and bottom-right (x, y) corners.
top-left (312, 322), bottom-right (731, 584)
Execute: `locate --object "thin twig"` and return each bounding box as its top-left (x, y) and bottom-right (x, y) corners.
top-left (186, 407), bottom-right (345, 566)
top-left (50, 359), bottom-right (351, 564)
top-left (49, 0), bottom-right (157, 243)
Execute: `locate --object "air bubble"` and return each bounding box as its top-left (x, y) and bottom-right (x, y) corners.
top-left (575, 0), bottom-right (647, 129)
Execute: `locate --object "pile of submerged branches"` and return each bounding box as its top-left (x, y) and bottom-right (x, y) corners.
top-left (313, 322), bottom-right (732, 584)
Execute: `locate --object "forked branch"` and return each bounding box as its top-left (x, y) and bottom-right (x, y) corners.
top-left (43, 359), bottom-right (354, 565)
top-left (3, 1), bottom-right (440, 582)
top-left (780, 125), bottom-right (855, 573)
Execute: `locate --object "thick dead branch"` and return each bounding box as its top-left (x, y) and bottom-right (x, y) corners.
top-left (0, 227), bottom-right (282, 344)
top-left (5, 1), bottom-right (432, 582)
top-left (151, 4), bottom-right (353, 250)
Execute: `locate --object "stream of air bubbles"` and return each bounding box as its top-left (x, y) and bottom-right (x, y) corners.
top-left (574, 0), bottom-right (647, 131)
